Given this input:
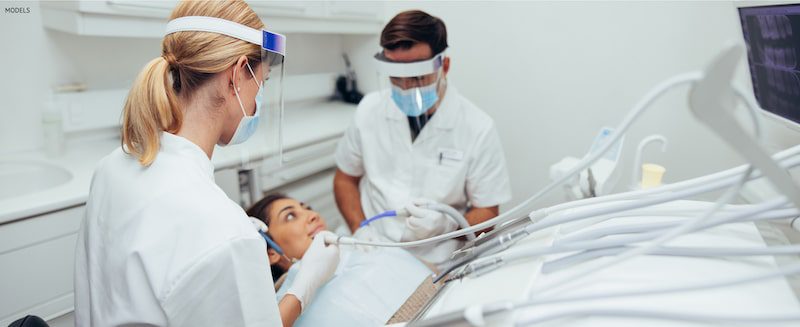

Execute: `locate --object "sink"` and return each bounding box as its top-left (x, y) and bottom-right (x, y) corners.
top-left (0, 161), bottom-right (72, 200)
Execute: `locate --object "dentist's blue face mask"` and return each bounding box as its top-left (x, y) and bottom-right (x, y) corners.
top-left (225, 62), bottom-right (263, 146)
top-left (390, 81), bottom-right (440, 117)
top-left (378, 52), bottom-right (446, 117)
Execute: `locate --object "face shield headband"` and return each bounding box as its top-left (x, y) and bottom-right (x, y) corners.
top-left (165, 16), bottom-right (285, 61)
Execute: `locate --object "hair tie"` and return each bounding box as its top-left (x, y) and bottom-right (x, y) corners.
top-left (162, 53), bottom-right (177, 66)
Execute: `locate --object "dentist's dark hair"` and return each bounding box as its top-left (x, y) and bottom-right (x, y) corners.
top-left (121, 0), bottom-right (263, 166)
top-left (381, 10), bottom-right (448, 56)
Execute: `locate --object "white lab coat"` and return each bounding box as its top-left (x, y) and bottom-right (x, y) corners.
top-left (74, 133), bottom-right (281, 326)
top-left (335, 85), bottom-right (512, 263)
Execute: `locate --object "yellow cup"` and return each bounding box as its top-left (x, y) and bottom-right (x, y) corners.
top-left (641, 163), bottom-right (666, 189)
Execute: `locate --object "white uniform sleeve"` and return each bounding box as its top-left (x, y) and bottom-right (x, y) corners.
top-left (335, 119), bottom-right (365, 177)
top-left (161, 237), bottom-right (281, 327)
top-left (466, 124), bottom-right (512, 208)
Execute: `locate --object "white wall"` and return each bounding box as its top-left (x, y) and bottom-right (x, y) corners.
top-left (346, 1), bottom-right (799, 209)
top-left (2, 1), bottom-right (798, 207)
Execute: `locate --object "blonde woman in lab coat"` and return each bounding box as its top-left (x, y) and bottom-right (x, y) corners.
top-left (74, 1), bottom-right (339, 326)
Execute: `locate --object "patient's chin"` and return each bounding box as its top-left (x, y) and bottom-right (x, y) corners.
top-left (298, 241), bottom-right (313, 259)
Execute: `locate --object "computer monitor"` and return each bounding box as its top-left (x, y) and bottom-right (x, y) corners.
top-left (738, 1), bottom-right (800, 130)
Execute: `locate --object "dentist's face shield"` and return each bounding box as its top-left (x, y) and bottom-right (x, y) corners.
top-left (165, 16), bottom-right (287, 170)
top-left (375, 51), bottom-right (445, 117)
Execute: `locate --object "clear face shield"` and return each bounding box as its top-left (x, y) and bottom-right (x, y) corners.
top-left (258, 30), bottom-right (286, 171)
top-left (375, 51), bottom-right (446, 126)
top-left (165, 16), bottom-right (286, 173)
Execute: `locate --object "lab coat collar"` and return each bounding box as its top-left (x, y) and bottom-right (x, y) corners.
top-left (160, 132), bottom-right (216, 180)
top-left (384, 84), bottom-right (460, 130)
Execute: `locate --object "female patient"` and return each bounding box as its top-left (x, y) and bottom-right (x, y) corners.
top-left (246, 194), bottom-right (433, 326)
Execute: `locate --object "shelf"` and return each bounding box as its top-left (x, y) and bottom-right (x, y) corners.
top-left (40, 1), bottom-right (384, 37)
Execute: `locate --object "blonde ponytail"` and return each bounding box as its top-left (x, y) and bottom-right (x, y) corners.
top-left (121, 56), bottom-right (181, 166)
top-left (121, 0), bottom-right (264, 166)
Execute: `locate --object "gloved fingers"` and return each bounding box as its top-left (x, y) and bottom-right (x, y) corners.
top-left (286, 231), bottom-right (341, 312)
top-left (249, 217), bottom-right (268, 233)
top-left (406, 216), bottom-right (447, 238)
top-left (311, 231), bottom-right (340, 258)
top-left (313, 231), bottom-right (340, 248)
top-left (307, 232), bottom-right (325, 250)
top-left (442, 216), bottom-right (459, 232)
top-left (405, 203), bottom-right (439, 219)
top-left (407, 213), bottom-right (459, 236)
top-left (319, 241), bottom-right (340, 258)
top-left (411, 198), bottom-right (437, 206)
top-left (404, 215), bottom-right (427, 231)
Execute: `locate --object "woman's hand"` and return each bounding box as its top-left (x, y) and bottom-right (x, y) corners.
top-left (285, 231), bottom-right (340, 310)
top-left (400, 199), bottom-right (459, 241)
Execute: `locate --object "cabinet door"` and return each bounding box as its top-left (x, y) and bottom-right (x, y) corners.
top-left (260, 137), bottom-right (339, 191)
top-left (0, 206), bottom-right (84, 326)
top-left (247, 1), bottom-right (320, 18)
top-left (326, 1), bottom-right (383, 21)
top-left (270, 169), bottom-right (348, 235)
top-left (104, 0), bottom-right (179, 12)
top-left (214, 168), bottom-right (243, 206)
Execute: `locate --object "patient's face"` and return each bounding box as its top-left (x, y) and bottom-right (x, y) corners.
top-left (267, 198), bottom-right (328, 260)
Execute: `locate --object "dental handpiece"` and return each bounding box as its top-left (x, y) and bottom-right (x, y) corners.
top-left (433, 224), bottom-right (533, 283)
top-left (322, 233), bottom-right (341, 247)
top-left (249, 217), bottom-right (285, 255)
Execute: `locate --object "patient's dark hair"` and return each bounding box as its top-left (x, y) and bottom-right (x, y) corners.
top-left (246, 193), bottom-right (290, 282)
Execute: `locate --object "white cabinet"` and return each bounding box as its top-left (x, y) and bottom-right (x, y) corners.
top-left (0, 169), bottom-right (256, 326)
top-left (0, 206), bottom-right (84, 326)
top-left (270, 168), bottom-right (348, 235)
top-left (40, 0), bottom-right (384, 37)
top-left (214, 168), bottom-right (244, 206)
top-left (326, 1), bottom-right (383, 21)
top-left (249, 1), bottom-right (322, 18)
top-left (259, 136), bottom-right (340, 191)
top-left (257, 136), bottom-right (346, 233)
top-left (40, 1), bottom-right (173, 38)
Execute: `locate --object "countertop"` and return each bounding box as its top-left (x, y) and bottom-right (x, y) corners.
top-left (0, 100), bottom-right (356, 224)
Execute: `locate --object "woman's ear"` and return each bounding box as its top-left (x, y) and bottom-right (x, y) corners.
top-left (230, 55), bottom-right (250, 95)
top-left (442, 56), bottom-right (451, 76)
top-left (267, 248), bottom-right (282, 265)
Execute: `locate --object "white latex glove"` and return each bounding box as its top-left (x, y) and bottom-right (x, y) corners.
top-left (249, 217), bottom-right (267, 233)
top-left (286, 230), bottom-right (340, 310)
top-left (400, 199), bottom-right (459, 242)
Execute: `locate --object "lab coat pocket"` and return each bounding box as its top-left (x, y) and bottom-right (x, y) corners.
top-left (425, 160), bottom-right (467, 201)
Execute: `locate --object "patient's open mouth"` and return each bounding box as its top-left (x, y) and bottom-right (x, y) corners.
top-left (309, 225), bottom-right (324, 237)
